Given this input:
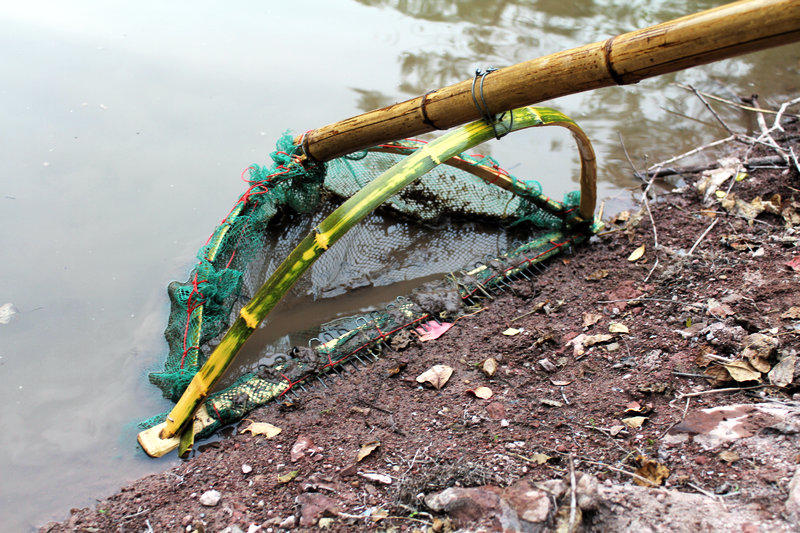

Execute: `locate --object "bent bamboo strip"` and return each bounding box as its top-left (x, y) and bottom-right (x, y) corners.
top-left (300, 0), bottom-right (800, 162)
top-left (137, 106), bottom-right (596, 456)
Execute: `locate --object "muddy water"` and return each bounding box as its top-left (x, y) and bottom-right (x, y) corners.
top-left (1, 0), bottom-right (798, 529)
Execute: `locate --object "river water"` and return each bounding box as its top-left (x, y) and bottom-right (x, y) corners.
top-left (1, 1), bottom-right (798, 529)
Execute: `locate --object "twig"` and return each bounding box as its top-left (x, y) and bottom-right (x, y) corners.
top-left (751, 95), bottom-right (789, 164)
top-left (579, 458), bottom-right (658, 487)
top-left (660, 105), bottom-right (717, 128)
top-left (772, 95), bottom-right (800, 131)
top-left (673, 84), bottom-right (800, 118)
top-left (672, 371), bottom-right (709, 379)
top-left (511, 308), bottom-right (538, 322)
top-left (676, 385), bottom-right (765, 399)
top-left (647, 135), bottom-right (736, 171)
top-left (643, 257), bottom-right (660, 283)
top-left (121, 508), bottom-right (150, 520)
top-left (618, 132), bottom-right (645, 181)
top-left (687, 218), bottom-right (719, 256)
top-left (688, 84), bottom-right (735, 135)
top-left (687, 482), bottom-right (717, 498)
top-left (568, 454), bottom-right (578, 532)
top-left (144, 519), bottom-right (154, 533)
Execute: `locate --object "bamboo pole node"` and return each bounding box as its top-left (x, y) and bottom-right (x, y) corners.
top-left (603, 36), bottom-right (628, 86)
top-left (419, 90), bottom-right (444, 130)
top-left (300, 130), bottom-right (319, 164)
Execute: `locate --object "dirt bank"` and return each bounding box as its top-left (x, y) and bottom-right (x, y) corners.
top-left (45, 119), bottom-right (800, 532)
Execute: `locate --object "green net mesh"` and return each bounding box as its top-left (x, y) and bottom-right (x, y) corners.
top-left (142, 133), bottom-right (585, 438)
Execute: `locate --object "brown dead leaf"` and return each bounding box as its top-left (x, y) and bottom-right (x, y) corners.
top-left (530, 453), bottom-right (551, 465)
top-left (356, 441), bottom-right (381, 462)
top-left (469, 386), bottom-right (493, 399)
top-left (386, 360), bottom-right (408, 377)
top-left (582, 312), bottom-right (603, 328)
top-left (416, 364), bottom-right (454, 389)
top-left (718, 450), bottom-right (740, 463)
top-left (621, 416), bottom-right (648, 429)
top-left (627, 244), bottom-right (645, 262)
top-left (612, 210), bottom-right (630, 225)
top-left (550, 379), bottom-right (572, 386)
top-left (703, 365), bottom-right (733, 385)
top-left (540, 398), bottom-right (564, 408)
top-left (634, 456), bottom-right (669, 487)
top-left (609, 322), bottom-right (629, 334)
top-left (609, 425), bottom-right (625, 437)
top-left (240, 421), bottom-right (282, 438)
top-left (781, 307), bottom-right (800, 320)
top-left (723, 360), bottom-right (762, 382)
top-left (585, 269), bottom-right (609, 281)
top-left (482, 358), bottom-right (498, 377)
top-left (566, 333), bottom-right (614, 357)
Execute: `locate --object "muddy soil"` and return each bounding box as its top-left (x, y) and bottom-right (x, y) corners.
top-left (44, 122), bottom-right (800, 532)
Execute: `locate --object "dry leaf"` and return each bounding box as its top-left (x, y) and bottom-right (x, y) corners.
top-left (356, 441), bottom-right (381, 462)
top-left (241, 421), bottom-right (282, 438)
top-left (718, 450), bottom-right (740, 463)
top-left (371, 509), bottom-right (389, 523)
top-left (469, 386), bottom-right (493, 399)
top-left (540, 398), bottom-right (564, 408)
top-left (612, 210), bottom-right (630, 224)
top-left (585, 269), bottom-right (609, 281)
top-left (566, 333), bottom-right (614, 357)
top-left (416, 364), bottom-right (453, 389)
top-left (550, 380), bottom-right (572, 386)
top-left (609, 425), bottom-right (625, 437)
top-left (582, 312), bottom-right (603, 328)
top-left (482, 358), bottom-right (498, 377)
top-left (502, 327), bottom-right (522, 336)
top-left (781, 307), bottom-right (800, 320)
top-left (386, 361), bottom-right (407, 377)
top-left (723, 360), bottom-right (762, 382)
top-left (530, 453), bottom-right (551, 465)
top-left (696, 159), bottom-right (739, 203)
top-left (277, 470), bottom-right (299, 483)
top-left (634, 456), bottom-right (669, 487)
top-left (358, 472), bottom-right (392, 485)
top-left (627, 244), bottom-right (645, 262)
top-left (621, 416), bottom-right (648, 429)
top-left (706, 298), bottom-right (735, 318)
top-left (609, 322), bottom-right (629, 334)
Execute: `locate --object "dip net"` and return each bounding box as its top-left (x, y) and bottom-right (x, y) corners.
top-left (142, 125), bottom-right (594, 441)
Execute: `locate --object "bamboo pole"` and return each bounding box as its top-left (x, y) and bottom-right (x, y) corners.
top-left (138, 106), bottom-right (595, 456)
top-left (299, 0), bottom-right (800, 162)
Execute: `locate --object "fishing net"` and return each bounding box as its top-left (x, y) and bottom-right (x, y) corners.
top-left (142, 130), bottom-right (592, 441)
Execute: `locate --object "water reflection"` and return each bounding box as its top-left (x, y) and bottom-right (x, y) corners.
top-left (353, 0), bottom-right (800, 196)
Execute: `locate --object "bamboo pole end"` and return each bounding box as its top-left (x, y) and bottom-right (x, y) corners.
top-left (137, 422), bottom-right (180, 458)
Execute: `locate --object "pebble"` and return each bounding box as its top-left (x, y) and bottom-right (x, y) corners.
top-left (199, 490), bottom-right (221, 507)
top-left (242, 464), bottom-right (253, 474)
top-left (500, 419), bottom-right (510, 427)
top-left (278, 515), bottom-right (296, 528)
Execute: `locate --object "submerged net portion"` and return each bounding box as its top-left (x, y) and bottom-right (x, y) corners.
top-left (143, 133), bottom-right (585, 437)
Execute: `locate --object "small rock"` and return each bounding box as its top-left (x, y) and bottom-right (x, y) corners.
top-left (500, 419), bottom-right (510, 427)
top-left (318, 517), bottom-right (334, 529)
top-left (291, 435), bottom-right (314, 462)
top-left (485, 401), bottom-right (506, 420)
top-left (199, 490), bottom-right (221, 507)
top-left (182, 514), bottom-right (193, 526)
top-left (538, 358), bottom-right (557, 373)
top-left (296, 493), bottom-right (340, 527)
top-left (242, 464), bottom-right (253, 474)
top-left (503, 480), bottom-right (550, 523)
top-left (278, 515), bottom-right (296, 528)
